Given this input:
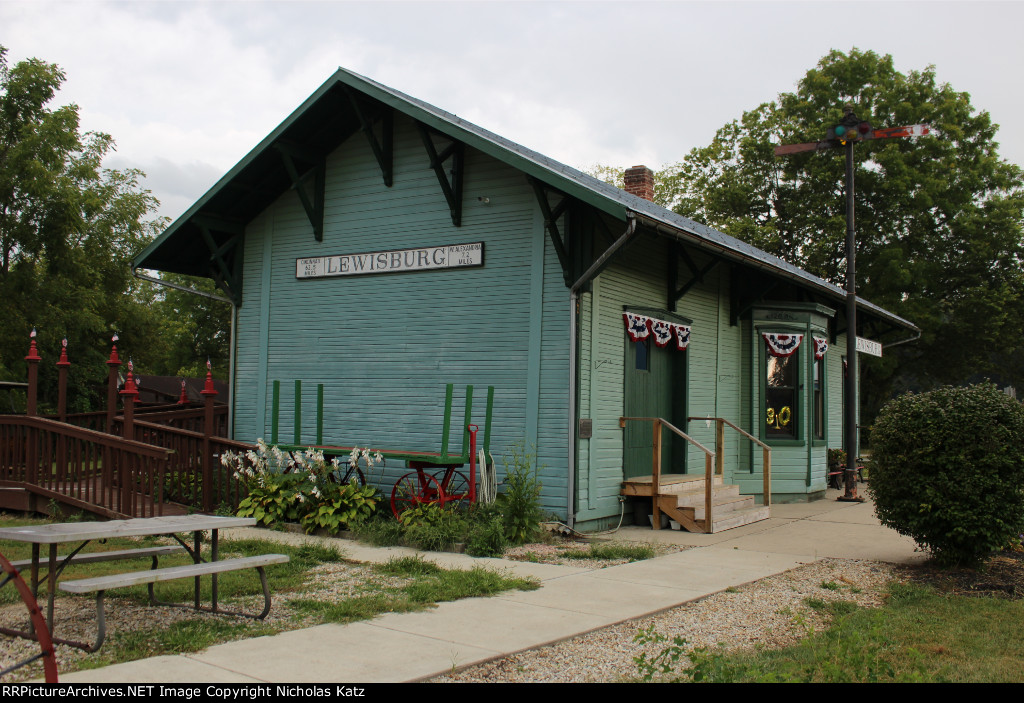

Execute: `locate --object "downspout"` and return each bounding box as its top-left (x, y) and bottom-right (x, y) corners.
top-left (567, 213), bottom-right (638, 528)
top-left (132, 268), bottom-right (237, 435)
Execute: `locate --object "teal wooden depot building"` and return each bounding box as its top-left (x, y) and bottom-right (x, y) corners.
top-left (133, 68), bottom-right (918, 531)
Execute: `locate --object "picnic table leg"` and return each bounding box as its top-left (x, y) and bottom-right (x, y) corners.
top-left (46, 544), bottom-right (57, 635)
top-left (193, 531), bottom-right (201, 610)
top-left (211, 529), bottom-right (219, 612)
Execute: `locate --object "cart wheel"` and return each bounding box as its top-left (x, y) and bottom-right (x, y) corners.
top-left (0, 552), bottom-right (58, 682)
top-left (391, 471), bottom-right (446, 519)
top-left (338, 465), bottom-right (366, 486)
top-left (433, 470), bottom-right (471, 506)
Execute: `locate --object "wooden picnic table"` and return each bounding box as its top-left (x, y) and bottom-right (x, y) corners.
top-left (0, 514), bottom-right (258, 649)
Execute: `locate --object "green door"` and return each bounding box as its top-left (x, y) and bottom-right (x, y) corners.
top-left (623, 335), bottom-right (683, 478)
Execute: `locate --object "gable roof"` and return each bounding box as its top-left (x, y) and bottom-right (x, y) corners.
top-left (133, 67), bottom-right (917, 334)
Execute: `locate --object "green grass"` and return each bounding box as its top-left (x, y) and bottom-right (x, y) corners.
top-left (0, 513), bottom-right (539, 679)
top-left (638, 583), bottom-right (1024, 683)
top-left (289, 555), bottom-right (538, 624)
top-left (562, 542), bottom-right (656, 562)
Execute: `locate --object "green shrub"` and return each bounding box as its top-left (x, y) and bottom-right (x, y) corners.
top-left (497, 442), bottom-right (545, 545)
top-left (235, 471), bottom-right (306, 526)
top-left (299, 478), bottom-right (379, 534)
top-left (400, 503), bottom-right (469, 552)
top-left (870, 384), bottom-right (1024, 566)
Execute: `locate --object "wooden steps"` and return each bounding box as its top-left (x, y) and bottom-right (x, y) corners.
top-left (621, 474), bottom-right (769, 534)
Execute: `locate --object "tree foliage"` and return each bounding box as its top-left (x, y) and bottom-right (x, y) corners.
top-left (604, 49), bottom-right (1024, 407)
top-left (0, 46), bottom-right (228, 413)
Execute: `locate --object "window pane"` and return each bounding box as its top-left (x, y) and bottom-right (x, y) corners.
top-left (813, 358), bottom-right (824, 439)
top-left (635, 337), bottom-right (649, 371)
top-left (766, 353), bottom-right (797, 438)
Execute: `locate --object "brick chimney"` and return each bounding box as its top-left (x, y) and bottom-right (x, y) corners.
top-left (623, 165), bottom-right (655, 201)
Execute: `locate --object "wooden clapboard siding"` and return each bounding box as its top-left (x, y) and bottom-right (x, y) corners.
top-left (233, 113), bottom-right (570, 516)
top-left (575, 233), bottom-right (751, 523)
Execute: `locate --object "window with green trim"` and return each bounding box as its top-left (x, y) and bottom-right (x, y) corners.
top-left (813, 356), bottom-right (824, 439)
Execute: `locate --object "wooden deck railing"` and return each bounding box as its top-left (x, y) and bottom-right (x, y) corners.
top-left (620, 416), bottom-right (717, 532)
top-left (128, 421), bottom-right (252, 513)
top-left (687, 416), bottom-right (772, 507)
top-left (60, 403), bottom-right (229, 437)
top-left (0, 415), bottom-right (173, 518)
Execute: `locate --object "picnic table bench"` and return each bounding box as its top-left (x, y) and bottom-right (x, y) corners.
top-left (58, 553), bottom-right (289, 651)
top-left (0, 515), bottom-right (288, 652)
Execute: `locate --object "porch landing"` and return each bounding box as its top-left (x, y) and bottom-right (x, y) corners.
top-left (621, 474), bottom-right (769, 533)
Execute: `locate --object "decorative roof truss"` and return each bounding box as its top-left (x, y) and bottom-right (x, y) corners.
top-left (192, 214), bottom-right (245, 305)
top-left (273, 141), bottom-right (326, 242)
top-left (417, 123), bottom-right (465, 226)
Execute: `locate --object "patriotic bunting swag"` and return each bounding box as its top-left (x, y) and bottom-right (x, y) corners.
top-left (623, 313), bottom-right (690, 351)
top-left (813, 336), bottom-right (828, 360)
top-left (762, 333), bottom-right (803, 357)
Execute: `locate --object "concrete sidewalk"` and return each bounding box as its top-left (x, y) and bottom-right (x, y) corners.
top-left (57, 489), bottom-right (922, 683)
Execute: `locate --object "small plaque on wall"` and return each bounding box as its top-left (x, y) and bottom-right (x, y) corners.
top-left (578, 418), bottom-right (593, 439)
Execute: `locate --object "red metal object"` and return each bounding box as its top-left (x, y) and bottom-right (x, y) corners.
top-left (467, 424), bottom-right (478, 504)
top-left (391, 471), bottom-right (445, 518)
top-left (869, 124), bottom-right (930, 140)
top-left (0, 552), bottom-right (59, 682)
top-left (177, 379), bottom-right (189, 405)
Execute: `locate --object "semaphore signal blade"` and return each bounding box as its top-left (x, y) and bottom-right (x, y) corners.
top-left (773, 141), bottom-right (832, 156)
top-left (869, 124), bottom-right (931, 140)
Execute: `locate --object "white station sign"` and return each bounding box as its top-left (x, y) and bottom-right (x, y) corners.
top-left (855, 336), bottom-right (883, 357)
top-left (297, 242), bottom-right (484, 279)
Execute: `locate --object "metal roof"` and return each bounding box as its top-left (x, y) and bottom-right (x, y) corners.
top-left (134, 67), bottom-right (917, 333)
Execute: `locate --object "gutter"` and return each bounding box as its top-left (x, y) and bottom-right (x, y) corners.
top-left (132, 268), bottom-right (237, 438)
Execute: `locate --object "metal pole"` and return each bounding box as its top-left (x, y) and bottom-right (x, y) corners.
top-left (842, 135), bottom-right (862, 501)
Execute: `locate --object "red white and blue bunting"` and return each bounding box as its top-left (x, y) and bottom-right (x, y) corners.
top-left (813, 336), bottom-right (829, 360)
top-left (762, 333), bottom-right (803, 358)
top-left (623, 313), bottom-right (690, 351)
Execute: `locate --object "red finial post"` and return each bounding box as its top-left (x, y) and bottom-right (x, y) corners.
top-left (120, 359), bottom-right (139, 441)
top-left (200, 359), bottom-right (217, 512)
top-left (56, 337), bottom-right (71, 422)
top-left (177, 378), bottom-right (189, 405)
top-left (106, 334), bottom-right (121, 433)
top-left (25, 328), bottom-right (41, 416)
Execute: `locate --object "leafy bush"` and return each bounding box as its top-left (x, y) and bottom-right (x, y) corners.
top-left (400, 504), bottom-right (469, 552)
top-left (235, 471), bottom-right (306, 526)
top-left (465, 503), bottom-right (509, 557)
top-left (870, 384), bottom-right (1024, 566)
top-left (299, 478), bottom-right (379, 534)
top-left (224, 440), bottom-right (382, 532)
top-left (497, 442), bottom-right (545, 545)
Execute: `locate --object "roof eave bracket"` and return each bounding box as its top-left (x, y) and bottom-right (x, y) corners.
top-left (417, 122), bottom-right (464, 226)
top-left (344, 88), bottom-right (393, 187)
top-left (274, 143), bottom-right (325, 242)
top-left (527, 176), bottom-right (573, 285)
top-left (668, 241), bottom-right (718, 311)
top-left (195, 219), bottom-right (244, 305)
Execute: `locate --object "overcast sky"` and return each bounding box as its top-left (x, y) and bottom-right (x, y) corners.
top-left (3, 0), bottom-right (1023, 223)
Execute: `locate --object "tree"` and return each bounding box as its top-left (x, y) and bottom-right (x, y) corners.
top-left (0, 46), bottom-right (167, 412)
top-left (610, 49), bottom-right (1024, 414)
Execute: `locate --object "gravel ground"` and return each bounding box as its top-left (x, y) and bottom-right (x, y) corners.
top-left (0, 555), bottom-right (409, 682)
top-left (1, 530), bottom-right (897, 684)
top-left (430, 557), bottom-right (897, 683)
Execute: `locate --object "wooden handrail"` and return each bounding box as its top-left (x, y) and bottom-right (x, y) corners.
top-left (687, 416), bottom-right (772, 508)
top-left (620, 416), bottom-right (717, 533)
top-left (0, 416), bottom-right (173, 458)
